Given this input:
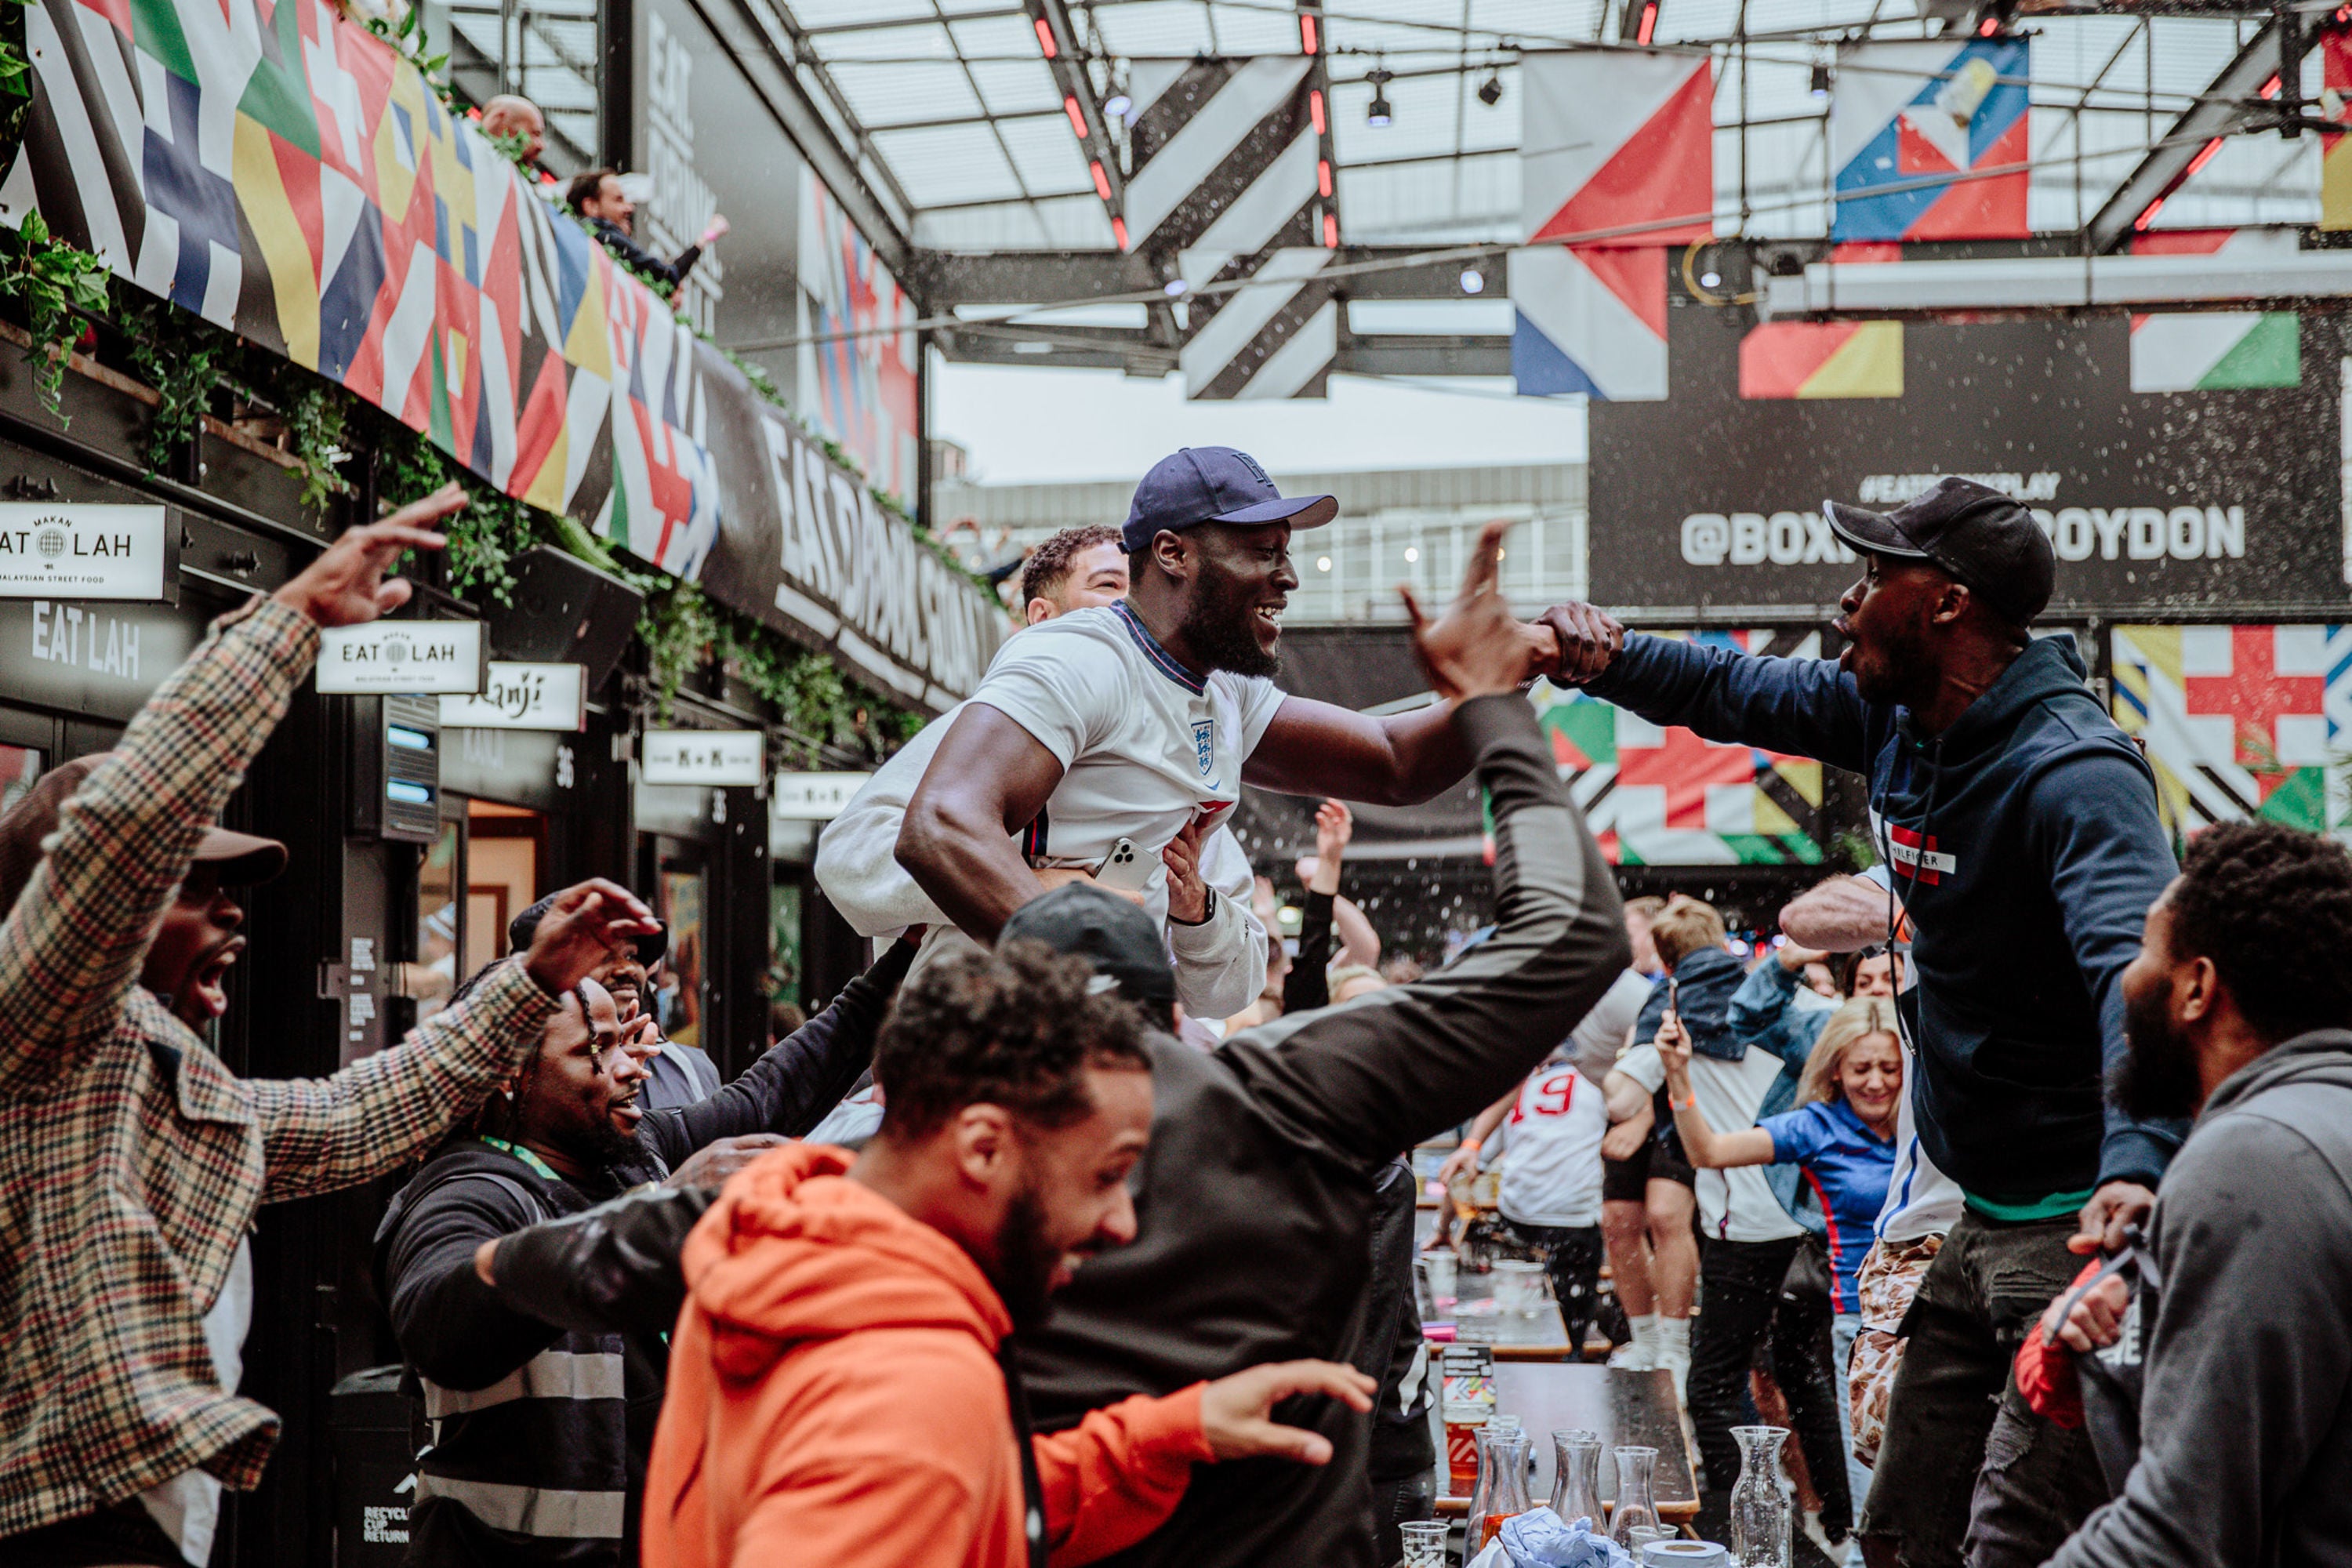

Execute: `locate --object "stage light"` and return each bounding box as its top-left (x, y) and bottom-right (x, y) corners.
top-left (1163, 278), bottom-right (1188, 296)
top-left (1477, 71), bottom-right (1503, 107)
top-left (1104, 93), bottom-right (1133, 120)
top-left (1809, 63), bottom-right (1831, 96)
top-left (1316, 556), bottom-right (1333, 572)
top-left (1367, 67), bottom-right (1394, 128)
top-left (1460, 268), bottom-right (1485, 294)
top-left (1403, 546), bottom-right (1419, 562)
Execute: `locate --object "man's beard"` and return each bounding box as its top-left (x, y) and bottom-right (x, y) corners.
top-left (2113, 984), bottom-right (2203, 1122)
top-left (988, 1185), bottom-right (1065, 1331)
top-left (1177, 567), bottom-right (1279, 679)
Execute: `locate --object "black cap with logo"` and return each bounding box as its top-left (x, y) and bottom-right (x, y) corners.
top-left (1000, 881), bottom-right (1178, 1022)
top-left (1824, 476), bottom-right (2054, 626)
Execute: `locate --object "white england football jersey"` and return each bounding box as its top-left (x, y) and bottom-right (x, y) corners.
top-left (816, 601), bottom-right (1288, 941)
top-left (1494, 1062), bottom-right (1610, 1230)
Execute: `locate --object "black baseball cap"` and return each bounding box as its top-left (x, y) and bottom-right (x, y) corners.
top-left (1120, 447), bottom-right (1338, 554)
top-left (1824, 477), bottom-right (2053, 626)
top-left (508, 891), bottom-right (668, 964)
top-left (1000, 882), bottom-right (1178, 1021)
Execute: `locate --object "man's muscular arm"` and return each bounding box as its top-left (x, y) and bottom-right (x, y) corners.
top-left (1780, 873), bottom-right (1904, 953)
top-left (1242, 698), bottom-right (1472, 808)
top-left (896, 705), bottom-right (1065, 943)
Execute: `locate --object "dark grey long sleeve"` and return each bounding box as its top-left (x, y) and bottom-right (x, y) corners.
top-left (2046, 1068), bottom-right (2352, 1568)
top-left (637, 938), bottom-right (913, 1170)
top-left (1224, 692), bottom-right (1632, 1167)
top-left (488, 1185), bottom-right (716, 1338)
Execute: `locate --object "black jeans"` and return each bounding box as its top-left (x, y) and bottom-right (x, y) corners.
top-left (1504, 1220), bottom-right (1605, 1354)
top-left (1372, 1467), bottom-right (1437, 1567)
top-left (1860, 1210), bottom-right (2108, 1568)
top-left (0, 1501), bottom-right (185, 1566)
top-left (1689, 1234), bottom-right (1852, 1541)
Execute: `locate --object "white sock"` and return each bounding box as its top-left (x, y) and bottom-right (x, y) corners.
top-left (1656, 1316), bottom-right (1691, 1359)
top-left (1628, 1312), bottom-right (1659, 1351)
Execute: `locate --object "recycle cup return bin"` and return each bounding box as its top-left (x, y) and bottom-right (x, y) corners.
top-left (332, 1366), bottom-right (420, 1567)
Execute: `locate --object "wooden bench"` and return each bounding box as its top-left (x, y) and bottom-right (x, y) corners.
top-left (1434, 1364), bottom-right (1699, 1526)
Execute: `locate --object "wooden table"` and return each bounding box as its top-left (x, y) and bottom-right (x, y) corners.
top-left (1433, 1364), bottom-right (1699, 1525)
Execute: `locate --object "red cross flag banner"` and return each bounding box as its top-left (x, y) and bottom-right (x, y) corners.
top-left (1530, 630), bottom-right (1831, 866)
top-left (0, 0), bottom-right (1005, 707)
top-left (2110, 624), bottom-right (2347, 842)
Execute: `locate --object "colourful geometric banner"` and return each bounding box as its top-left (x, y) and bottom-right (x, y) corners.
top-left (1520, 50), bottom-right (1712, 247)
top-left (1531, 630), bottom-right (1829, 865)
top-left (1739, 321), bottom-right (1904, 399)
top-left (2127, 232), bottom-right (2299, 392)
top-left (1831, 37), bottom-right (2029, 241)
top-left (801, 177), bottom-right (918, 504)
top-left (0, 0), bottom-right (1005, 703)
top-left (2111, 624), bottom-right (2350, 842)
top-left (1511, 244), bottom-right (1668, 401)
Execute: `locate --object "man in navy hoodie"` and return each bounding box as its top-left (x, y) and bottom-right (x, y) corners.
top-left (1534, 477), bottom-right (2181, 1568)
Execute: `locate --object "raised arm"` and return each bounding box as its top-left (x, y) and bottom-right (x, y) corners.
top-left (1241, 697), bottom-right (1474, 808)
top-left (0, 497), bottom-right (462, 1099)
top-left (1534, 605), bottom-right (1875, 773)
top-left (1167, 822), bottom-right (1267, 1019)
top-left (1219, 523), bottom-right (1632, 1165)
top-left (254, 880), bottom-right (655, 1201)
top-left (640, 938), bottom-right (917, 1167)
top-left (1657, 1015), bottom-right (1774, 1170)
top-left (485, 1184), bottom-right (716, 1338)
top-left (896, 705), bottom-right (1067, 943)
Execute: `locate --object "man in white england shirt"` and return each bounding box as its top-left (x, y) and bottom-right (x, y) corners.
top-left (818, 447), bottom-right (1523, 1018)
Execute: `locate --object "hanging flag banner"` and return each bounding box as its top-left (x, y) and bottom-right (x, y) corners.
top-left (0, 0), bottom-right (1004, 709)
top-left (1510, 245), bottom-right (1668, 401)
top-left (1831, 37), bottom-right (2030, 241)
top-left (1532, 630), bottom-right (1830, 866)
top-left (1740, 321), bottom-right (1904, 399)
top-left (1520, 50), bottom-right (1712, 247)
top-left (2325, 31), bottom-right (2352, 231)
top-left (2127, 231), bottom-right (2299, 392)
top-left (2110, 624), bottom-right (2347, 841)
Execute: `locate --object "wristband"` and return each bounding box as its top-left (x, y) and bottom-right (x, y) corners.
top-left (1669, 1091), bottom-right (1698, 1112)
top-left (1458, 1136), bottom-right (1482, 1156)
top-left (1168, 887), bottom-right (1216, 927)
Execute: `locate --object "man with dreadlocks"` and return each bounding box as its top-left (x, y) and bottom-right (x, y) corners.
top-left (373, 938), bottom-right (916, 1568)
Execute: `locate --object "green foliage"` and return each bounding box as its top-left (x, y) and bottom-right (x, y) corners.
top-left (363, 4), bottom-right (455, 113)
top-left (1832, 827), bottom-right (1880, 873)
top-left (0, 212), bottom-right (111, 415)
top-left (0, 0), bottom-right (30, 103)
top-left (276, 374), bottom-right (355, 511)
top-left (117, 293), bottom-right (238, 470)
top-left (637, 577), bottom-right (720, 718)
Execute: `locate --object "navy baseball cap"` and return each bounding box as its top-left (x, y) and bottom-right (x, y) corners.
top-left (1824, 477), bottom-right (2054, 626)
top-left (1120, 447), bottom-right (1338, 554)
top-left (1001, 882), bottom-right (1178, 1021)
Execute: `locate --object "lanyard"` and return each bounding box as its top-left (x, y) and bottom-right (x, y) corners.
top-left (479, 1134), bottom-right (562, 1184)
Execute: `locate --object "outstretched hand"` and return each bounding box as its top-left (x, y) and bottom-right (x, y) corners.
top-left (1655, 1010), bottom-right (1693, 1080)
top-left (524, 878), bottom-right (660, 994)
top-left (1399, 518), bottom-right (1529, 702)
top-left (1529, 601), bottom-right (1628, 688)
top-left (1197, 1359), bottom-right (1377, 1466)
top-left (274, 484), bottom-right (465, 627)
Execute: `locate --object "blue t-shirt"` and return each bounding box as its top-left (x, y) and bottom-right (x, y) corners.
top-left (1761, 1099), bottom-right (1895, 1314)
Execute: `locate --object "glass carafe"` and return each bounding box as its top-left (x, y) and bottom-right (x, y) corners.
top-left (1548, 1428), bottom-right (1606, 1531)
top-left (1465, 1425), bottom-right (1534, 1563)
top-left (1608, 1444), bottom-right (1661, 1548)
top-left (1729, 1425), bottom-right (1793, 1568)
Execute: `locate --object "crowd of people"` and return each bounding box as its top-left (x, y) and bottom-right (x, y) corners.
top-left (0, 456), bottom-right (2345, 1568)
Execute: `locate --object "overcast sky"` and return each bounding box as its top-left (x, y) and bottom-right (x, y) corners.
top-left (929, 361), bottom-right (1588, 486)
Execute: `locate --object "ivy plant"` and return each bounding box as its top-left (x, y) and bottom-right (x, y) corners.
top-left (0, 213), bottom-right (111, 415)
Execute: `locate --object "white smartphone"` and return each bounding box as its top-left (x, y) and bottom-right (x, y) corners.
top-left (1092, 836), bottom-right (1156, 893)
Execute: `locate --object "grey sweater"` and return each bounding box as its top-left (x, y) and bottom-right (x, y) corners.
top-left (2047, 1031), bottom-right (2352, 1568)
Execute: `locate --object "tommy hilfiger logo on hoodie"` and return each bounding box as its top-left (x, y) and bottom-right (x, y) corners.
top-left (1889, 824), bottom-right (1957, 884)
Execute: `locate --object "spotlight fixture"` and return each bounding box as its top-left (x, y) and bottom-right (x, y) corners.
top-left (1163, 278), bottom-right (1189, 297)
top-left (1104, 92), bottom-right (1133, 120)
top-left (1367, 66), bottom-right (1395, 128)
top-left (1459, 268), bottom-right (1486, 295)
top-left (1477, 71), bottom-right (1504, 107)
top-left (1699, 270), bottom-right (1722, 288)
top-left (1809, 62), bottom-right (1832, 97)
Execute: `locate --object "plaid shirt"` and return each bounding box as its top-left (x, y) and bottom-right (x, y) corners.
top-left (0, 597), bottom-right (557, 1537)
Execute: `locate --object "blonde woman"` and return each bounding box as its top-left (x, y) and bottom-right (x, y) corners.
top-left (1659, 996), bottom-right (1901, 1522)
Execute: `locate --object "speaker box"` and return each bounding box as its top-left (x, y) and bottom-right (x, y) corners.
top-left (488, 546), bottom-right (646, 689)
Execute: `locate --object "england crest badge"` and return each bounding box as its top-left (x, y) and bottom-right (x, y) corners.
top-left (1192, 720), bottom-right (1215, 779)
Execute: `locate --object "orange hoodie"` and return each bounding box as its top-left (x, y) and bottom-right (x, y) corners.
top-left (643, 1144), bottom-right (1215, 1568)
